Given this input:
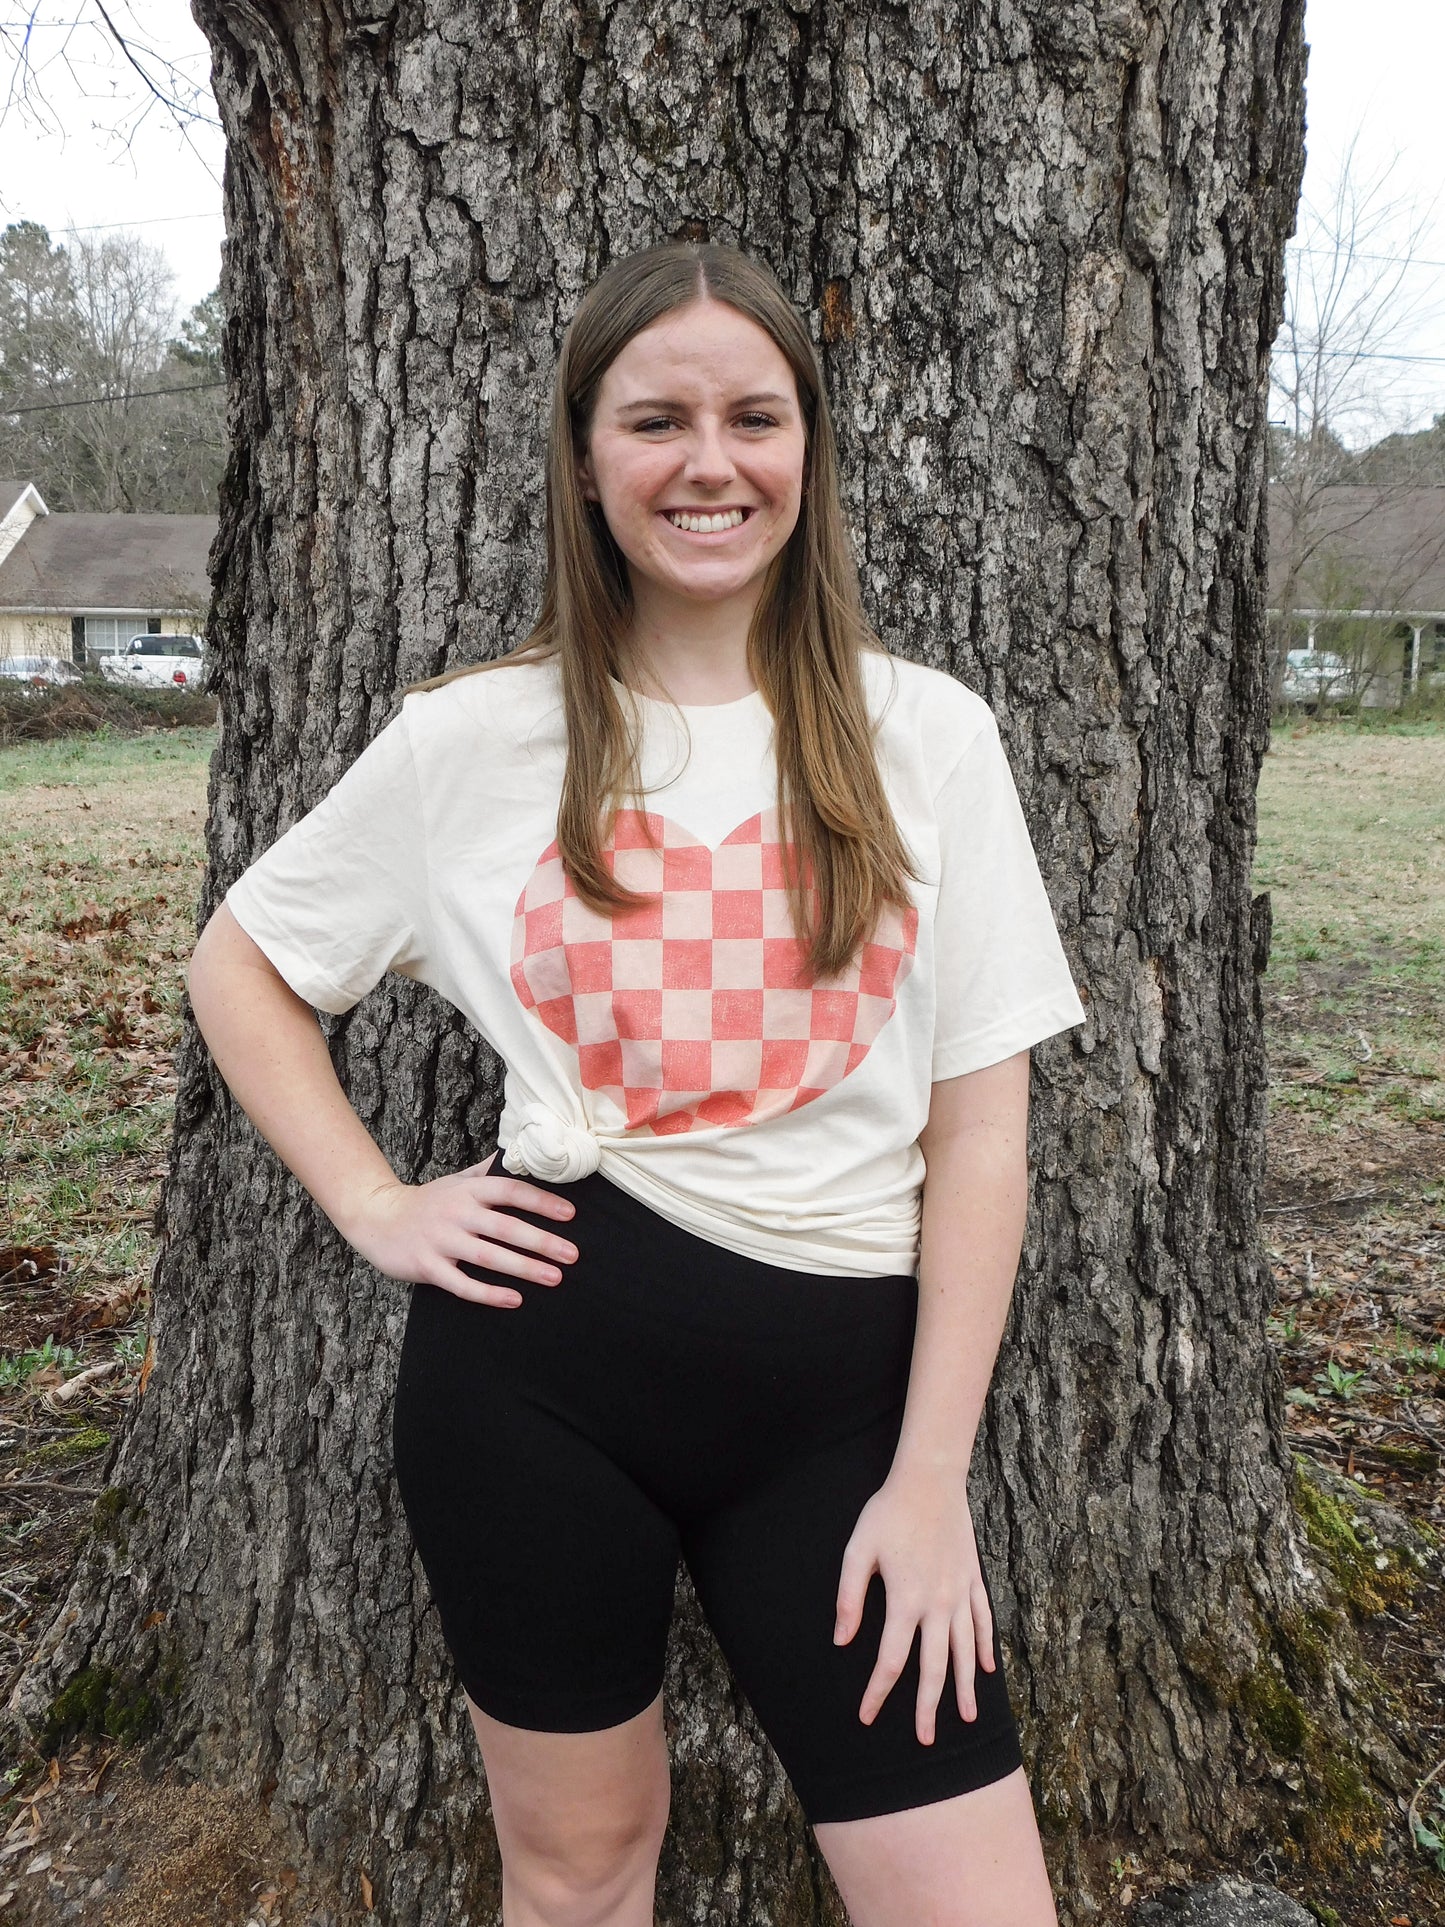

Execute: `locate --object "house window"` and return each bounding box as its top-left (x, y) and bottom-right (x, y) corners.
top-left (147, 617), bottom-right (162, 634)
top-left (84, 615), bottom-right (153, 656)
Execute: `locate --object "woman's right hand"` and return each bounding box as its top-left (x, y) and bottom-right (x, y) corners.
top-left (344, 1150), bottom-right (580, 1306)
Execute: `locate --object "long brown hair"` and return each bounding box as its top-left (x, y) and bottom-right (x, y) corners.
top-left (408, 240), bottom-right (922, 980)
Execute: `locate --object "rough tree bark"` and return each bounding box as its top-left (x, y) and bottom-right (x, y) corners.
top-left (13, 1), bottom-right (1413, 1921)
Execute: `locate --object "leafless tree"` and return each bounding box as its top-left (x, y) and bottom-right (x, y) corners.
top-left (4, 5), bottom-right (1424, 1923)
top-left (0, 0), bottom-right (218, 158)
top-left (1268, 133), bottom-right (1444, 701)
top-left (0, 220), bottom-right (225, 511)
top-left (65, 231), bottom-right (177, 509)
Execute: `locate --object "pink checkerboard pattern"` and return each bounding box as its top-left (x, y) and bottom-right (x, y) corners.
top-left (510, 806), bottom-right (918, 1134)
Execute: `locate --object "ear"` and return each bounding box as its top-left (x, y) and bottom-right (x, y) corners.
top-left (577, 450), bottom-right (599, 503)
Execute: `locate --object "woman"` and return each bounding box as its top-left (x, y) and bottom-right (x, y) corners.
top-left (188, 240), bottom-right (1085, 1927)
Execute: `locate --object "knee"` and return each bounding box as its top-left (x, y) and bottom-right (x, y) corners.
top-left (514, 1794), bottom-right (667, 1883)
top-left (499, 1782), bottom-right (669, 1924)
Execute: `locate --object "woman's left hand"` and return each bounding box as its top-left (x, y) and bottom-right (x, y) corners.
top-left (833, 1463), bottom-right (995, 1744)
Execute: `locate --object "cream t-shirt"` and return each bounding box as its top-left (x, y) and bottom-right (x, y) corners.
top-left (224, 649), bottom-right (1086, 1276)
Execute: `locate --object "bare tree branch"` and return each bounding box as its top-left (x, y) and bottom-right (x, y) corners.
top-left (1268, 130), bottom-right (1445, 705)
top-left (0, 0), bottom-right (221, 180)
top-left (90, 0), bottom-right (219, 132)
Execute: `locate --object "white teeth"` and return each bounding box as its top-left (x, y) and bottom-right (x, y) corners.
top-left (664, 508), bottom-right (746, 533)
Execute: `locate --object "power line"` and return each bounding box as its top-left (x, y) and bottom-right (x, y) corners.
top-left (21, 227), bottom-right (1445, 276)
top-left (15, 220), bottom-right (1440, 257)
top-left (5, 377), bottom-right (224, 415)
top-left (51, 211), bottom-right (222, 233)
top-left (1, 213), bottom-right (220, 237)
top-left (12, 225), bottom-right (1433, 268)
top-left (0, 350), bottom-right (1438, 415)
top-left (1289, 245), bottom-right (1445, 272)
top-left (1273, 348), bottom-right (1445, 366)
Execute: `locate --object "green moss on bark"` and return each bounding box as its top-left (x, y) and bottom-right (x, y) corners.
top-left (1237, 1665), bottom-right (1310, 1757)
top-left (38, 1664), bottom-right (162, 1755)
top-left (90, 1484), bottom-right (142, 1555)
top-left (37, 1624), bottom-right (187, 1759)
top-left (35, 1427), bottom-right (110, 1462)
top-left (1291, 1455), bottom-right (1421, 1616)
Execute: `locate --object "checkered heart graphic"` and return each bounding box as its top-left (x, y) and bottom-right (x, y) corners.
top-left (511, 806), bottom-right (918, 1134)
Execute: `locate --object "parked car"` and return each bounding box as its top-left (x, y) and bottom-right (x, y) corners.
top-left (1280, 648), bottom-right (1350, 705)
top-left (99, 634), bottom-right (208, 690)
top-left (0, 654), bottom-right (85, 688)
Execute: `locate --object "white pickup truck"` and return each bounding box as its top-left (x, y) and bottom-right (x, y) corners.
top-left (1280, 647), bottom-right (1350, 704)
top-left (99, 634), bottom-right (208, 690)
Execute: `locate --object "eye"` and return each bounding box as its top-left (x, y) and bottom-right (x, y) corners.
top-left (635, 416), bottom-right (678, 433)
top-left (737, 412), bottom-right (779, 430)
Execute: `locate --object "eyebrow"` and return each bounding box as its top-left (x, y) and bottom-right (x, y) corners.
top-left (614, 392), bottom-right (792, 413)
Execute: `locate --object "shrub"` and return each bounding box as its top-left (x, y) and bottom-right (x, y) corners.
top-left (0, 673), bottom-right (216, 746)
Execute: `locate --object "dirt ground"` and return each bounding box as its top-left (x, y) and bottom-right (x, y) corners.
top-left (0, 718), bottom-right (1443, 1926)
top-left (0, 1745), bottom-right (353, 1925)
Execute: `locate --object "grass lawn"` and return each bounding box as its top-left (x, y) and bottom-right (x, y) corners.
top-left (1251, 718), bottom-right (1445, 1925)
top-left (0, 714), bottom-right (1441, 1924)
top-left (1, 729), bottom-right (213, 1316)
top-left (1253, 717), bottom-right (1444, 1485)
top-left (1255, 720), bottom-right (1445, 1134)
top-left (1252, 721), bottom-right (1445, 1494)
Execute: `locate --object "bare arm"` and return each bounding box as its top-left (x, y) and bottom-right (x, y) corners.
top-left (187, 902), bottom-right (404, 1237)
top-left (893, 1048), bottom-right (1032, 1477)
top-left (831, 1049), bottom-right (1032, 1742)
top-left (186, 902), bottom-right (579, 1304)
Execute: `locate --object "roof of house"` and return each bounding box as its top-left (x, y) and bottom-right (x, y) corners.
top-left (0, 478), bottom-right (46, 517)
top-left (1269, 485), bottom-right (1445, 617)
top-left (0, 510), bottom-right (215, 614)
top-left (0, 480), bottom-right (1437, 620)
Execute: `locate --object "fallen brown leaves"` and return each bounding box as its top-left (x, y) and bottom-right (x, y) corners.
top-left (0, 1251), bottom-right (68, 1290)
top-left (1, 718), bottom-right (1442, 1922)
top-left (0, 1741), bottom-right (336, 1927)
top-left (53, 1282), bottom-right (147, 1345)
top-left (52, 903), bottom-right (132, 942)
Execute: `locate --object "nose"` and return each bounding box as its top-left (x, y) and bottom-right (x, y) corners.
top-left (682, 418), bottom-right (737, 491)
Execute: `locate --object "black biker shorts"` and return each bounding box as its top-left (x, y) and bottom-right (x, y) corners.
top-left (390, 1166), bottom-right (1024, 1826)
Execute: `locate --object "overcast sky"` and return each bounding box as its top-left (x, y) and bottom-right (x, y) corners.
top-left (0, 0), bottom-right (1441, 441)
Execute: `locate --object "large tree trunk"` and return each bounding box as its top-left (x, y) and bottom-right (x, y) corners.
top-left (14, 1), bottom-right (1413, 1920)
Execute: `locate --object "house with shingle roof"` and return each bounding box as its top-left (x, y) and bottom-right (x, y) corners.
top-left (0, 479), bottom-right (215, 664)
top-left (1267, 484), bottom-right (1445, 698)
top-left (2, 474), bottom-right (1440, 699)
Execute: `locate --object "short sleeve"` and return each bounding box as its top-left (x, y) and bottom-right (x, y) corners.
top-left (930, 713), bottom-right (1086, 1080)
top-left (223, 702), bottom-right (435, 1015)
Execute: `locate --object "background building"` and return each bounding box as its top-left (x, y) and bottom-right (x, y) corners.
top-left (0, 477), bottom-right (214, 663)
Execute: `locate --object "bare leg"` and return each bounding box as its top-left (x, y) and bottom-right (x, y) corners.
top-left (466, 1688), bottom-right (671, 1927)
top-left (811, 1765), bottom-right (1059, 1927)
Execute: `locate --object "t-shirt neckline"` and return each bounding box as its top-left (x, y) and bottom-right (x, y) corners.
top-left (606, 671), bottom-right (769, 718)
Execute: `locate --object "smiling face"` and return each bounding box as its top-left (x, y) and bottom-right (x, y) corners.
top-left (576, 296), bottom-right (808, 627)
